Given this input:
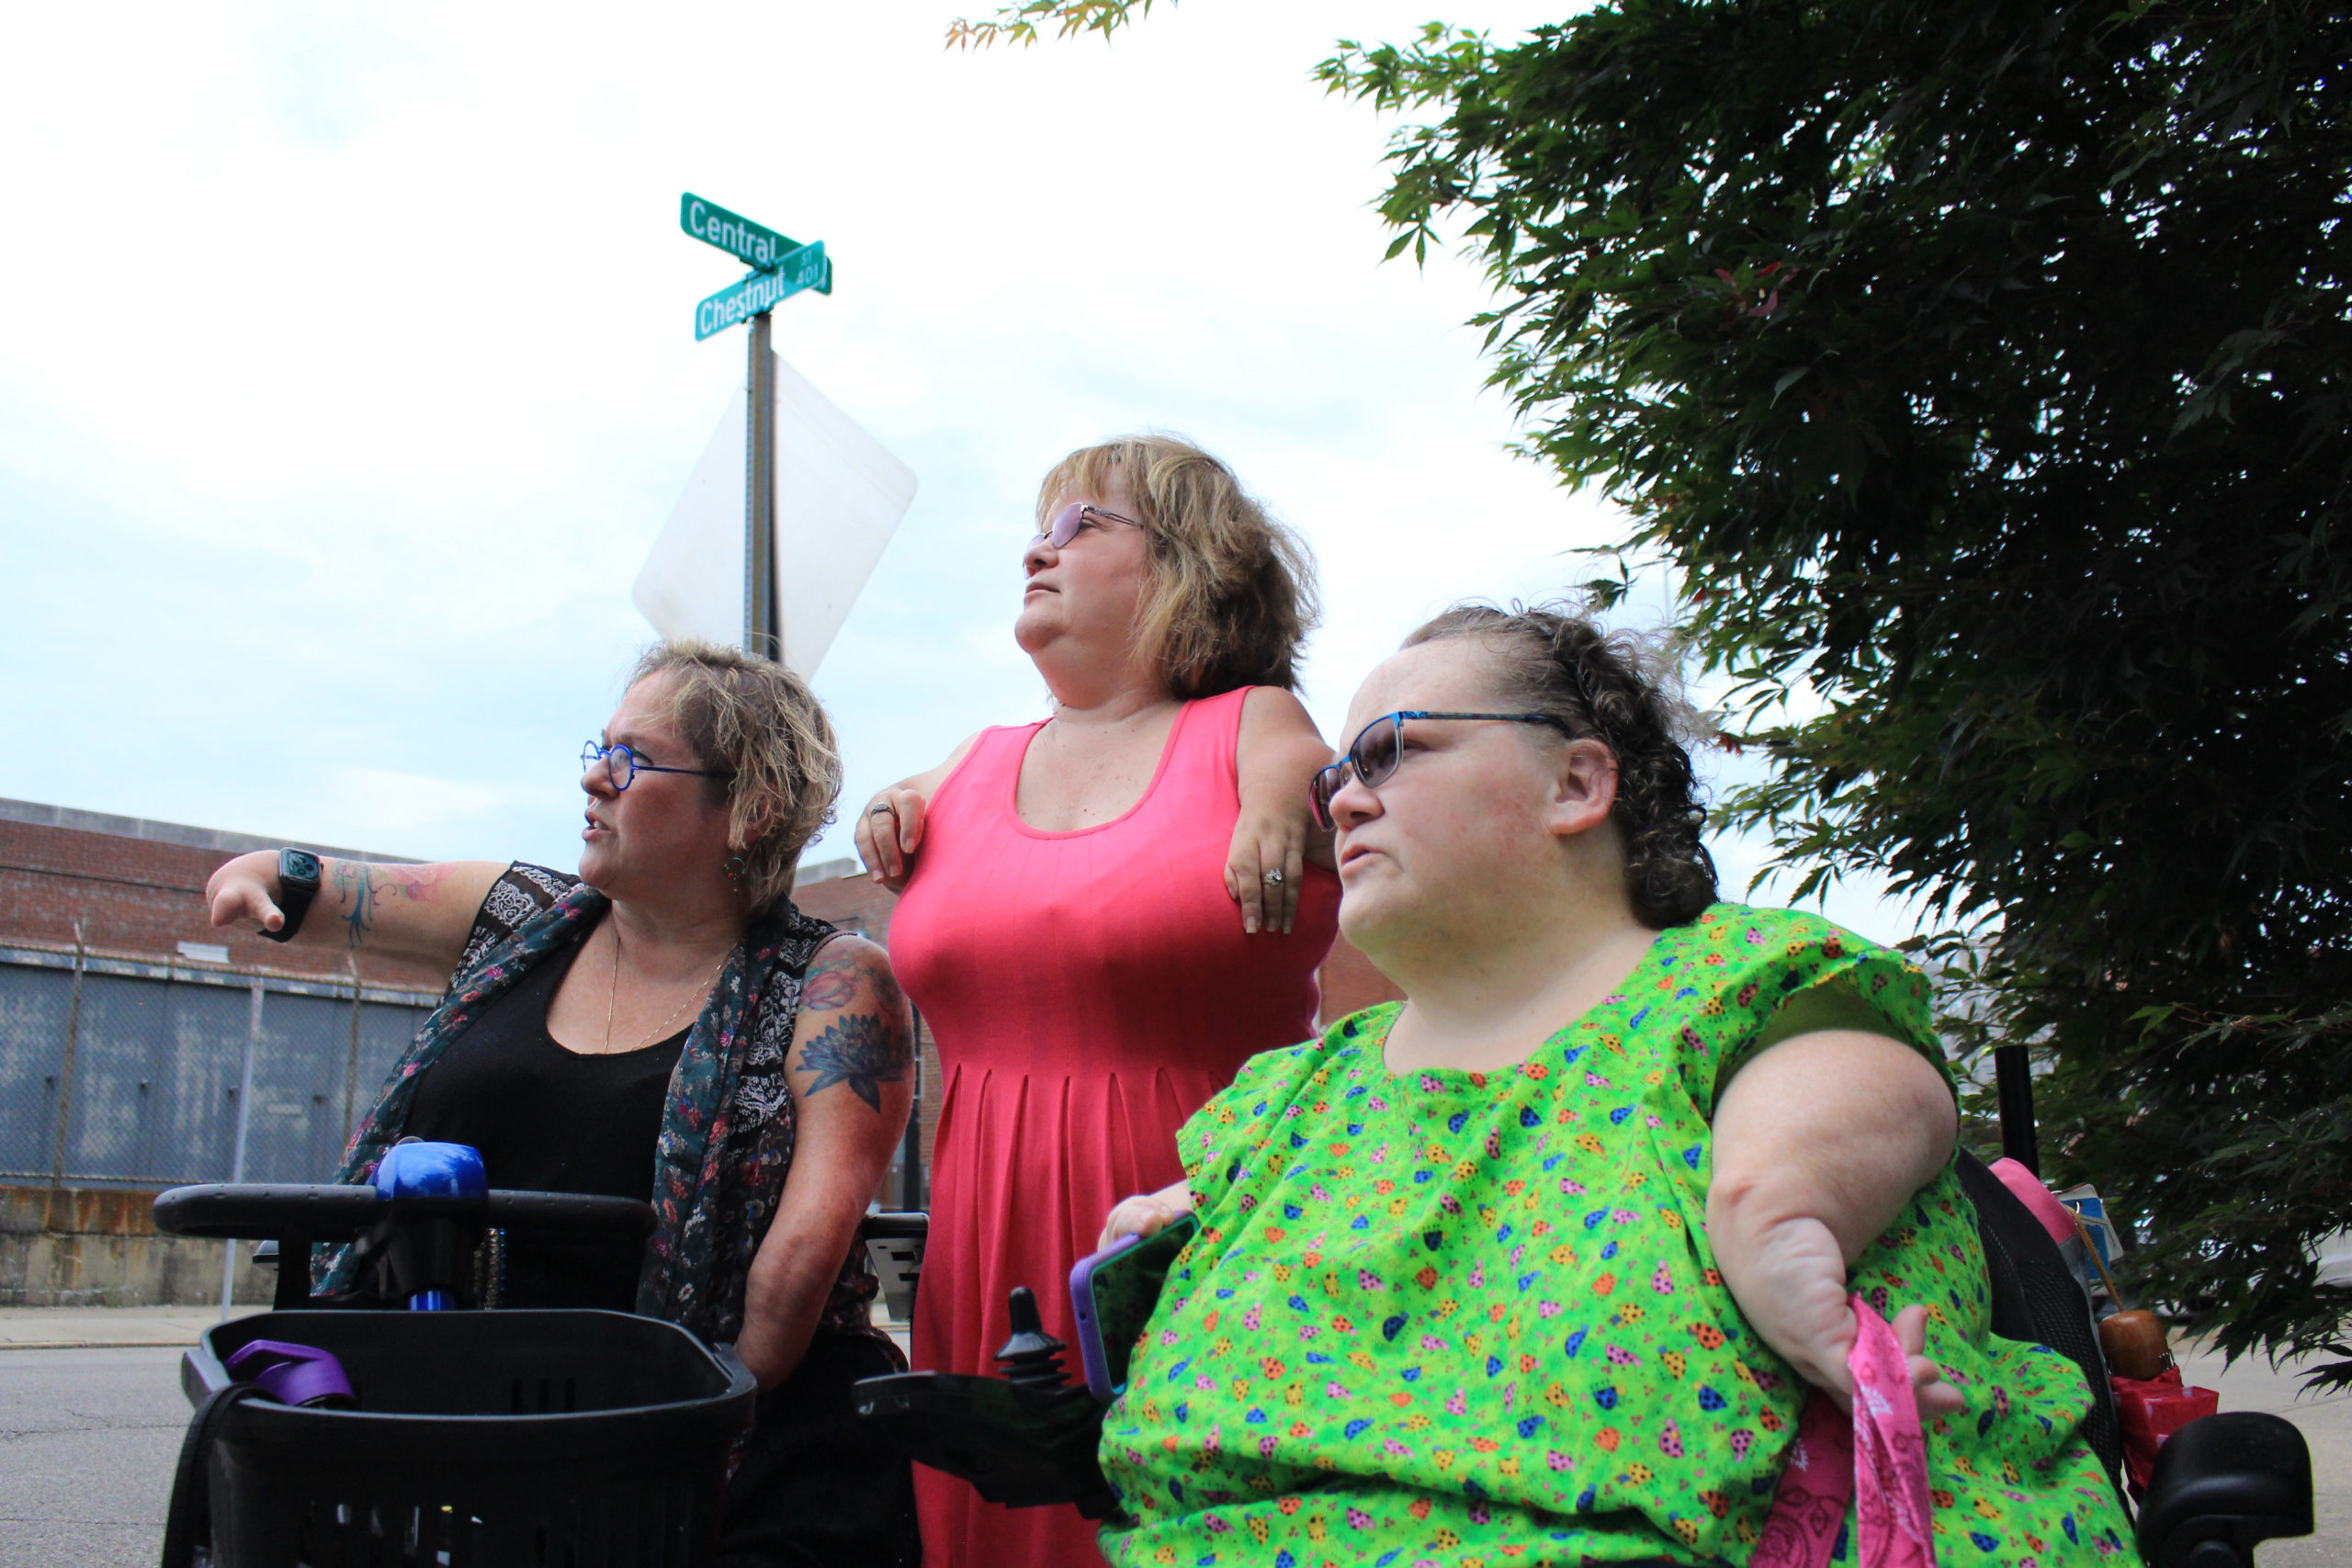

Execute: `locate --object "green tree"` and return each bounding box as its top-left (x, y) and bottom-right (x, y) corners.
top-left (958, 0), bottom-right (2352, 1386)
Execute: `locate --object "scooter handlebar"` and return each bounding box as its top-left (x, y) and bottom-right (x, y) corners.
top-left (152, 1183), bottom-right (654, 1243)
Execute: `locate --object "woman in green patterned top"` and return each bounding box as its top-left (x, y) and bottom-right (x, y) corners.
top-left (1091, 605), bottom-right (2135, 1566)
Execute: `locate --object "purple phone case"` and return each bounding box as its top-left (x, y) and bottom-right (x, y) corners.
top-left (1069, 1231), bottom-right (1145, 1402)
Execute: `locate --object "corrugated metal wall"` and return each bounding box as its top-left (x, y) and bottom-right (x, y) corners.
top-left (0, 945), bottom-right (437, 1189)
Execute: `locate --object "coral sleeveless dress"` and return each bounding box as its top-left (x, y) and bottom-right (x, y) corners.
top-left (890, 686), bottom-right (1340, 1568)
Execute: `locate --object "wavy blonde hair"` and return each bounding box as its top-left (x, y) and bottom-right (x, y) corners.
top-left (1035, 434), bottom-right (1318, 697)
top-left (627, 639), bottom-right (842, 915)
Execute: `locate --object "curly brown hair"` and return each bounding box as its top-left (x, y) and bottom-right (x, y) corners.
top-left (627, 639), bottom-right (842, 916)
top-left (1403, 604), bottom-right (1718, 929)
top-left (1035, 434), bottom-right (1318, 697)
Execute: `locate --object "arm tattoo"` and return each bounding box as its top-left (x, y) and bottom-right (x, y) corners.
top-left (379, 863), bottom-right (454, 899)
top-left (800, 945), bottom-right (908, 1017)
top-left (332, 861), bottom-right (457, 949)
top-left (332, 860), bottom-right (377, 948)
top-left (799, 964), bottom-right (860, 1013)
top-left (794, 1012), bottom-right (912, 1113)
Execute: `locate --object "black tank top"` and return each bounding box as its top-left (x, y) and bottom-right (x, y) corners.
top-left (405, 933), bottom-right (686, 1309)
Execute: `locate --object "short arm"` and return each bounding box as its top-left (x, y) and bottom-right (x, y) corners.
top-left (734, 935), bottom-right (915, 1388)
top-left (1234, 688), bottom-right (1337, 871)
top-left (1226, 688), bottom-right (1337, 934)
top-left (204, 851), bottom-right (505, 972)
top-left (1707, 1028), bottom-right (1959, 1404)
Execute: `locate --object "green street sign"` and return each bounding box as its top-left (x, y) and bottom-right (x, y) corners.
top-left (693, 242), bottom-right (831, 341)
top-left (680, 193), bottom-right (803, 272)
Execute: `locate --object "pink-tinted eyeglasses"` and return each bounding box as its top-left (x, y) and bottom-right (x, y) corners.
top-left (1035, 502), bottom-right (1144, 550)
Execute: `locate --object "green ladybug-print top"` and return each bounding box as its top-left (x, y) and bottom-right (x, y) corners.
top-left (1096, 905), bottom-right (2135, 1567)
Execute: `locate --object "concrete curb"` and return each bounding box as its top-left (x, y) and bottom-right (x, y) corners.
top-left (0, 1303), bottom-right (266, 1350)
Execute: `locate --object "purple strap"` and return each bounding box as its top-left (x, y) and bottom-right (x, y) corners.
top-left (225, 1339), bottom-right (356, 1410)
top-left (1752, 1295), bottom-right (1938, 1568)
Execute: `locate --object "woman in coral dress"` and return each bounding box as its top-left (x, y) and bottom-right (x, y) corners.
top-left (860, 434), bottom-right (1341, 1567)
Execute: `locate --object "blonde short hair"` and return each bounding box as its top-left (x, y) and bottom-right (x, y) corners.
top-left (626, 639), bottom-right (842, 915)
top-left (1035, 434), bottom-right (1318, 697)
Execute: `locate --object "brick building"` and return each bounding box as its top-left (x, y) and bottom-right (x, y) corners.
top-left (0, 798), bottom-right (447, 993)
top-left (0, 800), bottom-right (445, 1305)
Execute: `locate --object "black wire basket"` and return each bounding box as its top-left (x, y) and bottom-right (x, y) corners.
top-left (181, 1308), bottom-right (755, 1568)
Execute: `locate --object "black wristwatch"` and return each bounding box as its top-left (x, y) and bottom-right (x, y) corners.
top-left (263, 848), bottom-right (323, 943)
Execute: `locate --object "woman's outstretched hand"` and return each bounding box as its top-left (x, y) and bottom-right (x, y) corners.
top-left (205, 851), bottom-right (287, 937)
top-left (1096, 1181), bottom-right (1193, 1252)
top-left (855, 787), bottom-right (929, 891)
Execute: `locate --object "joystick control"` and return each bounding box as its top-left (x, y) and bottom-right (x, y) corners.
top-left (852, 1284), bottom-right (1118, 1517)
top-left (993, 1287), bottom-right (1070, 1391)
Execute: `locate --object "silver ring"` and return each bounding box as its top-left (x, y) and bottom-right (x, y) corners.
top-left (1261, 869), bottom-right (1284, 886)
top-left (866, 804), bottom-right (894, 817)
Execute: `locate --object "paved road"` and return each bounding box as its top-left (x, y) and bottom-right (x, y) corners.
top-left (1, 1337), bottom-right (2343, 1566)
top-left (2176, 1338), bottom-right (2350, 1568)
top-left (0, 1347), bottom-right (186, 1568)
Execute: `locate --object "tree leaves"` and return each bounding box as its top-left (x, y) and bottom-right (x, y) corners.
top-left (1311, 0), bottom-right (2352, 1385)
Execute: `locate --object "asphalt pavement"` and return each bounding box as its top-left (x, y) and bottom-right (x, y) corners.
top-left (0, 1313), bottom-right (2342, 1566)
top-left (0, 1345), bottom-right (188, 1568)
top-left (2175, 1337), bottom-right (2350, 1568)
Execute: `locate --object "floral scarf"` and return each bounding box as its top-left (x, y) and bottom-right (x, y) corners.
top-left (320, 877), bottom-right (852, 1344)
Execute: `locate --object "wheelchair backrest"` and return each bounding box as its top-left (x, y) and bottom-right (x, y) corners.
top-left (1956, 1149), bottom-right (2124, 1484)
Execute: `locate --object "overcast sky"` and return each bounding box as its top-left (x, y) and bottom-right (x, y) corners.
top-left (0, 1), bottom-right (1924, 942)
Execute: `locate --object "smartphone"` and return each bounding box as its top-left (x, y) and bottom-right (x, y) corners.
top-left (1069, 1213), bottom-right (1198, 1403)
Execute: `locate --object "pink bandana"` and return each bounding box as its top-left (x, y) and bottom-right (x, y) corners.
top-left (1751, 1295), bottom-right (1938, 1568)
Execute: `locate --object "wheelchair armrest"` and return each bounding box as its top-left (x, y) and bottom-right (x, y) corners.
top-left (853, 1370), bottom-right (1119, 1519)
top-left (2135, 1412), bottom-right (2313, 1568)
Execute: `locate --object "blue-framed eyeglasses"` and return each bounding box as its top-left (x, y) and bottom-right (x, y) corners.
top-left (1308, 710), bottom-right (1572, 829)
top-left (581, 741), bottom-right (733, 793)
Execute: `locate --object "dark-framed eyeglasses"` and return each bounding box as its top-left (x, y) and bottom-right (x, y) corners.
top-left (1308, 711), bottom-right (1573, 830)
top-left (1035, 501), bottom-right (1144, 550)
top-left (581, 741), bottom-right (733, 794)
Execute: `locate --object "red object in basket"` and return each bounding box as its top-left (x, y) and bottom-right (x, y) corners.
top-left (2113, 1365), bottom-right (2221, 1496)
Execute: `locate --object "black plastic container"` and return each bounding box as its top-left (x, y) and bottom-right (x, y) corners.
top-left (181, 1309), bottom-right (755, 1568)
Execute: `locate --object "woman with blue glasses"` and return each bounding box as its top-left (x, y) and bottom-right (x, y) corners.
top-left (203, 638), bottom-right (922, 1566)
top-left (1091, 604), bottom-right (2133, 1566)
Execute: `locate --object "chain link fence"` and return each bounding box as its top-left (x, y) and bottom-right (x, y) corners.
top-left (0, 945), bottom-right (438, 1190)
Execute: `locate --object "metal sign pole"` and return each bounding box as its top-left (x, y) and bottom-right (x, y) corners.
top-left (50, 920), bottom-right (86, 1189)
top-left (746, 310), bottom-right (779, 660)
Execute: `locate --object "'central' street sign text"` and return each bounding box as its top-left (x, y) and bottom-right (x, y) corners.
top-left (680, 194), bottom-right (802, 271)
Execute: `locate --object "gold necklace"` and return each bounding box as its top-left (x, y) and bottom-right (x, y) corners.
top-left (603, 925), bottom-right (730, 1055)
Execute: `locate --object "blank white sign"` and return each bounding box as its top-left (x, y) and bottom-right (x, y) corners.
top-left (632, 354), bottom-right (917, 680)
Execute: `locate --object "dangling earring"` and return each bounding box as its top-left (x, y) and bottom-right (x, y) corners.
top-left (724, 854), bottom-right (748, 889)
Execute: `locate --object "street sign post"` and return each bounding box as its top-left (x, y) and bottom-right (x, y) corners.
top-left (677, 192), bottom-right (836, 660)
